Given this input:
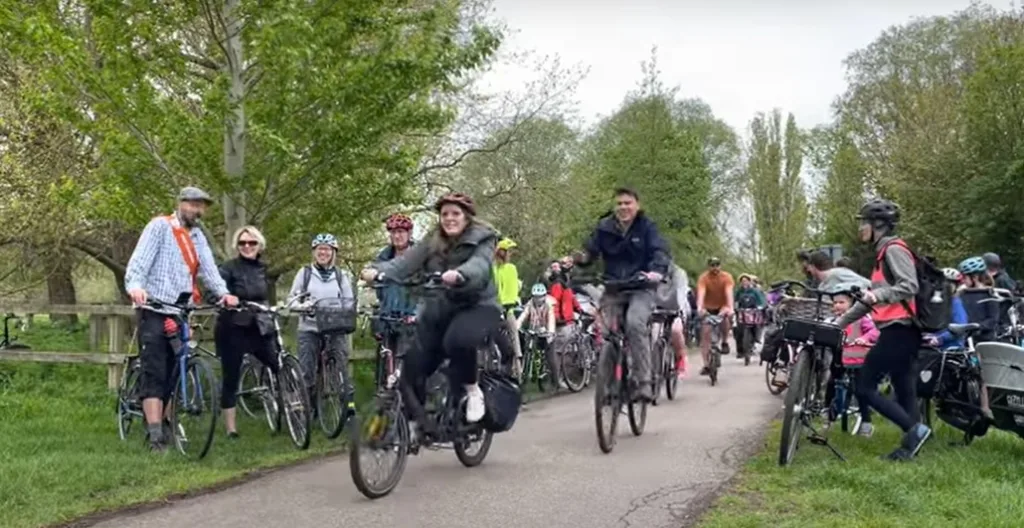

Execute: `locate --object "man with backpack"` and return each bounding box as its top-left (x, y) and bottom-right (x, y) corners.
top-left (287, 233), bottom-right (357, 414)
top-left (834, 198), bottom-right (947, 461)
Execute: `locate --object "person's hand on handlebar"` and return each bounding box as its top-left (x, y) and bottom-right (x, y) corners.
top-left (643, 271), bottom-right (663, 282)
top-left (220, 294), bottom-right (239, 308)
top-left (440, 269), bottom-right (464, 286)
top-left (128, 288), bottom-right (148, 306)
top-left (720, 306), bottom-right (733, 318)
top-left (697, 307), bottom-right (707, 318)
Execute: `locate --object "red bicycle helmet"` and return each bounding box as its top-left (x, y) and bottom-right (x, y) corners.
top-left (434, 192), bottom-right (476, 216)
top-left (385, 213), bottom-right (413, 231)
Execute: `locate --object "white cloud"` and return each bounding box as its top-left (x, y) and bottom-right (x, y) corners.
top-left (486, 0), bottom-right (979, 135)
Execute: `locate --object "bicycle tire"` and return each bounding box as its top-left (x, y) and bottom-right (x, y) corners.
top-left (594, 347), bottom-right (620, 454)
top-left (765, 361), bottom-right (785, 396)
top-left (117, 356), bottom-right (142, 441)
top-left (627, 381), bottom-right (647, 436)
top-left (779, 350), bottom-right (812, 466)
top-left (665, 346), bottom-right (679, 401)
top-left (709, 348), bottom-right (720, 386)
top-left (279, 355), bottom-right (312, 450)
top-left (237, 356), bottom-right (260, 420)
top-left (171, 357), bottom-right (219, 460)
top-left (454, 426), bottom-right (493, 467)
top-left (650, 338), bottom-right (664, 406)
top-left (318, 352), bottom-right (347, 439)
top-left (561, 341), bottom-right (587, 393)
top-left (349, 396), bottom-right (410, 499)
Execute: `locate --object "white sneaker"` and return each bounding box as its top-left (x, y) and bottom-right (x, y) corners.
top-left (465, 384), bottom-right (485, 423)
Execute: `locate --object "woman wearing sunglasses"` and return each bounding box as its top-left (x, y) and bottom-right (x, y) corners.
top-left (215, 225), bottom-right (279, 438)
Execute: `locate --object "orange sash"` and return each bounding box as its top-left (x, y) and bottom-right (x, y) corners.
top-left (164, 215), bottom-right (201, 303)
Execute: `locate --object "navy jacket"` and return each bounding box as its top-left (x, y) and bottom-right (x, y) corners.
top-left (373, 242), bottom-right (418, 316)
top-left (584, 212), bottom-right (671, 281)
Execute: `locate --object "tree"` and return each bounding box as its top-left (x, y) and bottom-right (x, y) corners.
top-left (1, 0), bottom-right (502, 286)
top-left (744, 109), bottom-right (809, 278)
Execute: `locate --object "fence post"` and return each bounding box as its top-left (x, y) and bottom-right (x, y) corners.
top-left (106, 316), bottom-right (126, 390)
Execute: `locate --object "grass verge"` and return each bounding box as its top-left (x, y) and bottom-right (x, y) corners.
top-left (699, 416), bottom-right (1024, 527)
top-left (0, 319), bottom-right (560, 528)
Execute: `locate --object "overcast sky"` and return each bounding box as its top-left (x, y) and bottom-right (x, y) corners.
top-left (486, 0), bottom-right (985, 136)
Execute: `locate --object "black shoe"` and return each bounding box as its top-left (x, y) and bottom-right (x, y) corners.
top-left (700, 366), bottom-right (710, 376)
top-left (883, 447), bottom-right (913, 462)
top-left (901, 423), bottom-right (932, 457)
top-left (227, 431), bottom-right (240, 440)
top-left (148, 439), bottom-right (168, 454)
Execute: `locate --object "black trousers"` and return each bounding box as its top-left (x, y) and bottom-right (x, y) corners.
top-left (215, 321), bottom-right (279, 409)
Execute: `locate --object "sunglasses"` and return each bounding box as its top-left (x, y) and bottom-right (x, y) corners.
top-left (237, 240), bottom-right (259, 247)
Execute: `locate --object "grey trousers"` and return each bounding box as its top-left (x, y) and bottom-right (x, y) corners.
top-left (297, 331), bottom-right (352, 398)
top-left (599, 289), bottom-right (655, 384)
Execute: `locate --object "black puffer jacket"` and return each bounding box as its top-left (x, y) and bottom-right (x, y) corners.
top-left (218, 256), bottom-right (270, 327)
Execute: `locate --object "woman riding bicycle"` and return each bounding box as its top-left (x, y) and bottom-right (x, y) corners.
top-left (360, 192), bottom-right (501, 424)
top-left (215, 226), bottom-right (279, 439)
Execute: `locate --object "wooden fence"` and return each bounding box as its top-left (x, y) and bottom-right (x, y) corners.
top-left (0, 303), bottom-right (373, 390)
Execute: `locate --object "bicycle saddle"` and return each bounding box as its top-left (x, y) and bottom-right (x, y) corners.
top-left (947, 323), bottom-right (982, 336)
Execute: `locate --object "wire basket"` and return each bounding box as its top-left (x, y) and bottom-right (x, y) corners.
top-left (776, 297), bottom-right (831, 322)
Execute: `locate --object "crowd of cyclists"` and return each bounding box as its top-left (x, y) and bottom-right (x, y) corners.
top-left (123, 186), bottom-right (1020, 467)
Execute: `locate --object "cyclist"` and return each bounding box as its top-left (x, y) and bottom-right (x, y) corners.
top-left (696, 257), bottom-right (734, 375)
top-left (983, 252), bottom-right (1017, 291)
top-left (653, 263), bottom-right (689, 377)
top-left (734, 273), bottom-right (767, 350)
top-left (957, 257), bottom-right (1000, 343)
top-left (124, 186), bottom-right (238, 452)
top-left (924, 268), bottom-right (968, 350)
top-left (360, 192), bottom-right (500, 424)
top-left (572, 186), bottom-right (670, 402)
top-left (372, 214), bottom-right (419, 355)
top-left (287, 233), bottom-right (357, 413)
top-left (215, 225), bottom-right (279, 440)
top-left (547, 260), bottom-right (589, 390)
top-left (516, 283), bottom-right (558, 386)
top-left (833, 198), bottom-right (931, 461)
top-left (494, 237), bottom-right (522, 371)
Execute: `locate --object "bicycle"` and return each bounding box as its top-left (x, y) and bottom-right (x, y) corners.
top-left (0, 313), bottom-right (29, 349)
top-left (296, 295), bottom-right (358, 440)
top-left (702, 314), bottom-right (725, 386)
top-left (917, 323), bottom-right (991, 445)
top-left (233, 300), bottom-right (312, 450)
top-left (519, 328), bottom-right (552, 392)
top-left (349, 272), bottom-right (499, 499)
top-left (115, 294), bottom-right (220, 459)
top-left (590, 274), bottom-right (660, 454)
top-left (649, 308), bottom-right (680, 404)
top-left (776, 280), bottom-right (859, 467)
top-left (988, 288), bottom-right (1024, 347)
top-left (735, 307), bottom-right (765, 366)
top-left (561, 313), bottom-right (597, 392)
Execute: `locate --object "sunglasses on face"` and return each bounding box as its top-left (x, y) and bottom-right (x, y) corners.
top-left (238, 240), bottom-right (259, 248)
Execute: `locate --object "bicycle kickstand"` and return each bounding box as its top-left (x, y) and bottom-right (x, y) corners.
top-left (803, 418), bottom-right (847, 462)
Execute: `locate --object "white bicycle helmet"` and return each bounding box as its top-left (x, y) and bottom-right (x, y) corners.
top-left (942, 267), bottom-right (962, 282)
top-left (311, 233), bottom-right (338, 249)
top-left (530, 283), bottom-right (547, 297)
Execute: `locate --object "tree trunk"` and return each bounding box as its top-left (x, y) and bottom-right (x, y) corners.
top-left (47, 259), bottom-right (79, 326)
top-left (221, 0), bottom-right (247, 256)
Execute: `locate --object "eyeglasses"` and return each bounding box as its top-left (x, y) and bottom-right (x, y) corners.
top-left (238, 241), bottom-right (259, 247)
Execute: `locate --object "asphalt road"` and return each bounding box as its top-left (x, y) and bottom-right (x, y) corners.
top-left (93, 354), bottom-right (780, 528)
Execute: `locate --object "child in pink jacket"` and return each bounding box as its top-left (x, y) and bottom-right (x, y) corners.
top-left (831, 293), bottom-right (879, 437)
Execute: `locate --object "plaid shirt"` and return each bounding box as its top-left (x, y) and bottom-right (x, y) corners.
top-left (124, 214), bottom-right (228, 312)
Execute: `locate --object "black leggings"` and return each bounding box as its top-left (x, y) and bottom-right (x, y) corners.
top-left (855, 324), bottom-right (921, 432)
top-left (215, 322), bottom-right (279, 409)
top-left (405, 304), bottom-right (502, 407)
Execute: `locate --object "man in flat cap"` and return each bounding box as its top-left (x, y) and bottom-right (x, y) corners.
top-left (123, 186), bottom-right (238, 453)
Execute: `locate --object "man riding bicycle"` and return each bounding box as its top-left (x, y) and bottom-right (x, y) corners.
top-left (373, 214), bottom-right (419, 356)
top-left (572, 187), bottom-right (670, 402)
top-left (696, 257), bottom-right (734, 375)
top-left (124, 186), bottom-right (239, 453)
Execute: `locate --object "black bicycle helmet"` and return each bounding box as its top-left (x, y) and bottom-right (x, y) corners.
top-left (707, 257), bottom-right (721, 266)
top-left (856, 198), bottom-right (900, 225)
top-left (982, 252), bottom-right (1001, 268)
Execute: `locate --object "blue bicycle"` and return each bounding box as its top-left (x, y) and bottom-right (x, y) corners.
top-left (116, 294), bottom-right (221, 459)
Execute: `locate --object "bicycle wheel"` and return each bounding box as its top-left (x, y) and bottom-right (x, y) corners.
top-left (561, 341), bottom-right (588, 393)
top-left (741, 327), bottom-right (752, 366)
top-left (709, 348), bottom-right (720, 386)
top-left (279, 355), bottom-right (312, 450)
top-left (650, 338), bottom-right (664, 406)
top-left (594, 346), bottom-right (620, 454)
top-left (237, 355), bottom-right (260, 419)
top-left (665, 347), bottom-right (679, 401)
top-left (454, 408), bottom-right (493, 467)
top-left (627, 389), bottom-right (647, 436)
top-left (318, 351), bottom-right (347, 439)
top-left (117, 356), bottom-right (142, 441)
top-left (779, 350), bottom-right (812, 466)
top-left (765, 361), bottom-right (785, 396)
top-left (349, 394), bottom-right (410, 499)
top-left (170, 357), bottom-right (219, 460)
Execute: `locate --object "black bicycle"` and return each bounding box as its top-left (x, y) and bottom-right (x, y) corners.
top-left (917, 322), bottom-right (989, 445)
top-left (234, 300), bottom-right (312, 450)
top-left (349, 272), bottom-right (500, 499)
top-left (650, 308), bottom-right (680, 404)
top-left (0, 313), bottom-right (29, 349)
top-left (590, 274), bottom-right (660, 454)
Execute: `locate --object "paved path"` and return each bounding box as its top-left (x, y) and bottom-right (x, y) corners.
top-left (94, 356), bottom-right (780, 528)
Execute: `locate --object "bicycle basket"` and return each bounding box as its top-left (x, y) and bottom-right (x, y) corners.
top-left (776, 298), bottom-right (831, 321)
top-left (782, 317), bottom-right (843, 350)
top-left (737, 308), bottom-right (765, 326)
top-left (312, 297), bottom-right (357, 334)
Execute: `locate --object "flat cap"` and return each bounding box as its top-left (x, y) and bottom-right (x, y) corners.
top-left (178, 186), bottom-right (214, 203)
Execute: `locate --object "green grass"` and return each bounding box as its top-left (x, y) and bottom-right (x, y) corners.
top-left (700, 417), bottom-right (1024, 528)
top-left (0, 318), bottom-right (551, 528)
